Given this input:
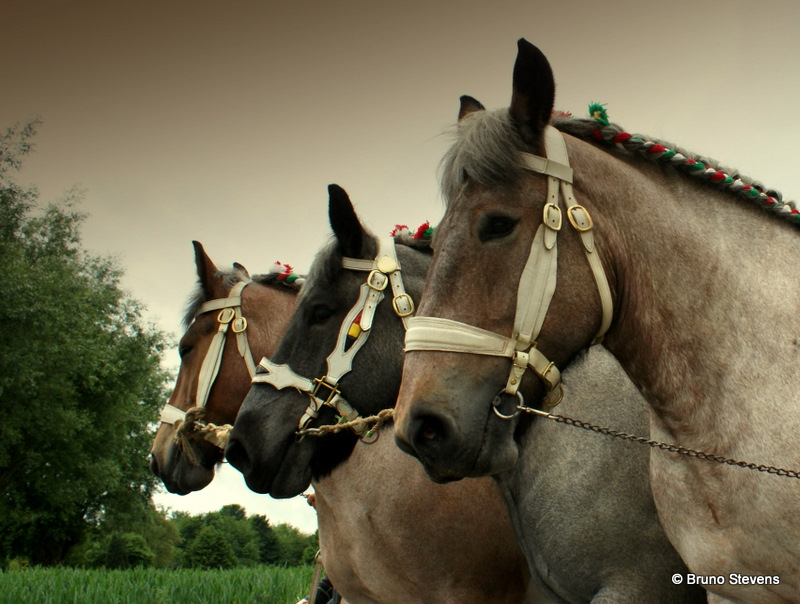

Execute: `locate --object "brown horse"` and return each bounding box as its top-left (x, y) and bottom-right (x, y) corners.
top-left (150, 241), bottom-right (534, 603)
top-left (149, 241), bottom-right (297, 494)
top-left (395, 39), bottom-right (800, 602)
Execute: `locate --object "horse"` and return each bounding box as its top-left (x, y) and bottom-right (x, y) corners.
top-left (226, 186), bottom-right (534, 603)
top-left (394, 38), bottom-right (800, 602)
top-left (150, 241), bottom-right (531, 603)
top-left (149, 240), bottom-right (297, 494)
top-left (226, 185), bottom-right (705, 603)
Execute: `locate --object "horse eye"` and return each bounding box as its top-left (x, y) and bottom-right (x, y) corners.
top-left (480, 215), bottom-right (519, 242)
top-left (310, 305), bottom-right (334, 324)
top-left (178, 345), bottom-right (192, 360)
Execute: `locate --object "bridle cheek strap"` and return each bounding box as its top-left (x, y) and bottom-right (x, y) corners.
top-left (253, 238), bottom-right (414, 439)
top-left (404, 126), bottom-right (613, 410)
top-left (159, 280), bottom-right (257, 426)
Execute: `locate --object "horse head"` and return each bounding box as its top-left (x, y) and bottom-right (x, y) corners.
top-left (395, 39), bottom-right (615, 481)
top-left (226, 185), bottom-right (431, 498)
top-left (149, 241), bottom-right (298, 493)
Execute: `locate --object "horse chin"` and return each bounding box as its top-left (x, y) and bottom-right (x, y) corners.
top-left (154, 449), bottom-right (217, 494)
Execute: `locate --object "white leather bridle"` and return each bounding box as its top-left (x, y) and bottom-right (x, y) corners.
top-left (253, 238), bottom-right (414, 440)
top-left (159, 280), bottom-right (257, 428)
top-left (404, 126), bottom-right (613, 412)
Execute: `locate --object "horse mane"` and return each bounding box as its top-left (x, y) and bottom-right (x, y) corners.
top-left (440, 108), bottom-right (799, 226)
top-left (183, 265), bottom-right (304, 328)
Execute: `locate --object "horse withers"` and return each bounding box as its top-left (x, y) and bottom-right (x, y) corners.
top-left (227, 185), bottom-right (705, 603)
top-left (395, 38), bottom-right (800, 602)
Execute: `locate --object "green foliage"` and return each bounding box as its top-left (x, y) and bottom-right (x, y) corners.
top-left (85, 532), bottom-right (155, 569)
top-left (171, 506), bottom-right (315, 569)
top-left (0, 566), bottom-right (314, 604)
top-left (184, 527), bottom-right (237, 570)
top-left (0, 120), bottom-right (171, 565)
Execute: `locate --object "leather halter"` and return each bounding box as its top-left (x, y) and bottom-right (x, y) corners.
top-left (253, 238), bottom-right (414, 440)
top-left (159, 280), bottom-right (257, 427)
top-left (404, 126), bottom-right (613, 410)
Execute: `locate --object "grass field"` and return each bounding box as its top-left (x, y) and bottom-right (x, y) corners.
top-left (0, 565), bottom-right (314, 604)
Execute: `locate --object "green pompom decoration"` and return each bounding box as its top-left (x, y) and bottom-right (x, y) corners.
top-left (588, 102), bottom-right (610, 126)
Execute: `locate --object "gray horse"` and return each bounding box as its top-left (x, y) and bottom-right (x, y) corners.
top-left (227, 185), bottom-right (705, 603)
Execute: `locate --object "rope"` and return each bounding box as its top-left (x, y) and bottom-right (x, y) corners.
top-left (295, 408), bottom-right (395, 441)
top-left (174, 406), bottom-right (232, 465)
top-left (521, 406), bottom-right (800, 479)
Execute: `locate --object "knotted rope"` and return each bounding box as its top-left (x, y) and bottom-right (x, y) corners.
top-left (174, 406), bottom-right (232, 465)
top-left (295, 408), bottom-right (395, 441)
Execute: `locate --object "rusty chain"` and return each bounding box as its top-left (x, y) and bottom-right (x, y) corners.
top-left (521, 406), bottom-right (800, 479)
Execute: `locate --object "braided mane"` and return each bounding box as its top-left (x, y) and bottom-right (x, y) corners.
top-left (440, 108), bottom-right (798, 226)
top-left (553, 115), bottom-right (799, 225)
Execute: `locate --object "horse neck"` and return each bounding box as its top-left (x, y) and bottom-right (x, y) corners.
top-left (574, 138), bottom-right (800, 442)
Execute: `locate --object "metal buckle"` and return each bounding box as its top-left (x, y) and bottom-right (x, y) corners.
top-left (543, 202), bottom-right (562, 231)
top-left (367, 270), bottom-right (389, 291)
top-left (217, 308), bottom-right (235, 324)
top-left (567, 205), bottom-right (593, 232)
top-left (392, 293), bottom-right (415, 318)
top-left (232, 317), bottom-right (247, 333)
top-left (311, 377), bottom-right (341, 406)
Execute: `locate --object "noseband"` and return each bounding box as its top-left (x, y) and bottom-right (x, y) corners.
top-left (404, 126), bottom-right (613, 412)
top-left (253, 239), bottom-right (414, 441)
top-left (159, 280), bottom-right (256, 449)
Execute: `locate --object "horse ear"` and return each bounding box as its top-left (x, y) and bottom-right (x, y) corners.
top-left (509, 39), bottom-right (555, 148)
top-left (328, 184), bottom-right (364, 258)
top-left (192, 240), bottom-right (220, 298)
top-left (233, 262), bottom-right (250, 279)
top-left (458, 95), bottom-right (486, 121)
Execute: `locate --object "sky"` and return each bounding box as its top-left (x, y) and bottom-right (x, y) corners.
top-left (5, 0), bottom-right (799, 534)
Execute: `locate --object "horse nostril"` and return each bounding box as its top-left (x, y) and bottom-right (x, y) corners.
top-left (419, 416), bottom-right (445, 441)
top-left (224, 437), bottom-right (251, 473)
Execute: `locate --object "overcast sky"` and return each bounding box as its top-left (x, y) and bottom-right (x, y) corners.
top-left (5, 0), bottom-right (799, 533)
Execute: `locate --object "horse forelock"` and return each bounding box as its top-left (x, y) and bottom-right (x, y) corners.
top-left (440, 108), bottom-right (797, 227)
top-left (440, 109), bottom-right (530, 205)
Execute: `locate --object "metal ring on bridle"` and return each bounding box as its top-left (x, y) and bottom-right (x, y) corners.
top-left (492, 390), bottom-right (524, 420)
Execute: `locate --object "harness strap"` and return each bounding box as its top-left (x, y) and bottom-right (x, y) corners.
top-left (404, 126), bottom-right (612, 410)
top-left (159, 280), bottom-right (257, 428)
top-left (254, 238), bottom-right (414, 438)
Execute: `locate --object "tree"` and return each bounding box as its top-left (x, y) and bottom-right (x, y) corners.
top-left (0, 120), bottom-right (170, 565)
top-left (184, 527), bottom-right (237, 569)
top-left (249, 514), bottom-right (280, 565)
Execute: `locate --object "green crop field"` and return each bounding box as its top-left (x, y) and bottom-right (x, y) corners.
top-left (0, 565), bottom-right (314, 604)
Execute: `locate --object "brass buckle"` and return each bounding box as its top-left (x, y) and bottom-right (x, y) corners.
top-left (312, 377), bottom-right (341, 406)
top-left (217, 308), bottom-right (235, 324)
top-left (392, 293), bottom-right (415, 317)
top-left (232, 316), bottom-right (247, 333)
top-left (543, 202), bottom-right (562, 231)
top-left (367, 270), bottom-right (389, 291)
top-left (567, 205), bottom-right (593, 232)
